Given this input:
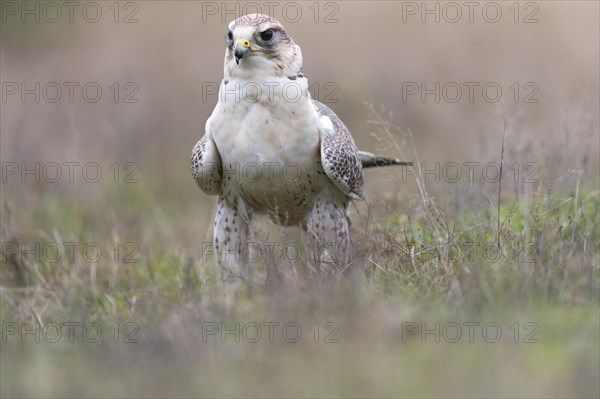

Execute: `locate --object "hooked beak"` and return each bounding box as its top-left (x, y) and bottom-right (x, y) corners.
top-left (234, 39), bottom-right (252, 64)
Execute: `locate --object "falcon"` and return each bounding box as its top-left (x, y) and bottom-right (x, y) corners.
top-left (191, 14), bottom-right (409, 278)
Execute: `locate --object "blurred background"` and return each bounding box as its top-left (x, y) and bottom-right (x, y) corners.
top-left (2, 0), bottom-right (598, 193)
top-left (1, 0), bottom-right (598, 260)
top-left (1, 1), bottom-right (599, 397)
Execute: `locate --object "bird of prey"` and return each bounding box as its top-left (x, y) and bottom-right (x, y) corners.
top-left (191, 14), bottom-right (409, 279)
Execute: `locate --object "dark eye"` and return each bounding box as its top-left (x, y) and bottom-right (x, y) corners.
top-left (227, 31), bottom-right (233, 40)
top-left (260, 29), bottom-right (273, 41)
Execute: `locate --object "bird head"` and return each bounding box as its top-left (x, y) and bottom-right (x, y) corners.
top-left (223, 14), bottom-right (303, 79)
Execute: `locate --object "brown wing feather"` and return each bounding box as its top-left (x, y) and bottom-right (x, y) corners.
top-left (313, 100), bottom-right (364, 200)
top-left (191, 135), bottom-right (222, 195)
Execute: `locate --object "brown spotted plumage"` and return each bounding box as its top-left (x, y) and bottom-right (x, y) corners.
top-left (191, 135), bottom-right (222, 194)
top-left (313, 100), bottom-right (365, 200)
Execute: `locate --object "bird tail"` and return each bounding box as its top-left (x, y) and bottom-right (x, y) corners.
top-left (359, 151), bottom-right (414, 169)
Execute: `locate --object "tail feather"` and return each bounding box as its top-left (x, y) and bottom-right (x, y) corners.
top-left (359, 151), bottom-right (413, 169)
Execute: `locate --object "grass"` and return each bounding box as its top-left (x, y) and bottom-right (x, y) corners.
top-left (1, 3), bottom-right (598, 395)
top-left (1, 111), bottom-right (599, 398)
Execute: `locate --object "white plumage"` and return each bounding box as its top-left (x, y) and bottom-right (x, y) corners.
top-left (191, 14), bottom-right (405, 278)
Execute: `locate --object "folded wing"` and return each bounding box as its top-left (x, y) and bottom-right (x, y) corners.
top-left (313, 100), bottom-right (364, 200)
top-left (191, 134), bottom-right (222, 195)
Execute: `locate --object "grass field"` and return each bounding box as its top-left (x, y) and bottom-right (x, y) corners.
top-left (2, 115), bottom-right (598, 397)
top-left (1, 2), bottom-right (599, 398)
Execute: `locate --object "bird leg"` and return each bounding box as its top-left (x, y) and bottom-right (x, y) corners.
top-left (213, 197), bottom-right (252, 280)
top-left (305, 194), bottom-right (350, 276)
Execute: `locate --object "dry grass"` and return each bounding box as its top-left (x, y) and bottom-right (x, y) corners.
top-left (1, 2), bottom-right (599, 398)
top-left (1, 108), bottom-right (598, 397)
